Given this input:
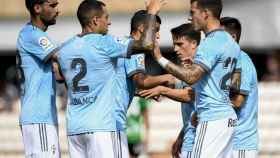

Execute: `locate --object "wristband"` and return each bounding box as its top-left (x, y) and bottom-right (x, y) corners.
top-left (158, 57), bottom-right (170, 68)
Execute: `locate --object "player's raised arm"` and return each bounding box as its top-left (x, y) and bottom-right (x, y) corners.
top-left (129, 0), bottom-right (166, 54)
top-left (152, 44), bottom-right (206, 85)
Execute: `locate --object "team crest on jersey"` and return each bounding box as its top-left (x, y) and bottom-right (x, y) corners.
top-left (38, 36), bottom-right (54, 51)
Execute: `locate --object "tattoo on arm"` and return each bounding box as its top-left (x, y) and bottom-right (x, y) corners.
top-left (165, 63), bottom-right (206, 85)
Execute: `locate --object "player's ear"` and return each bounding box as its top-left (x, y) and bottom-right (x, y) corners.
top-left (34, 4), bottom-right (42, 15)
top-left (191, 40), bottom-right (197, 49)
top-left (91, 16), bottom-right (99, 26)
top-left (231, 33), bottom-right (238, 42)
top-left (203, 8), bottom-right (210, 20)
top-left (137, 24), bottom-right (145, 33)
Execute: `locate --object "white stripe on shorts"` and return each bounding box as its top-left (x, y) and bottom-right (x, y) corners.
top-left (193, 121), bottom-right (208, 158)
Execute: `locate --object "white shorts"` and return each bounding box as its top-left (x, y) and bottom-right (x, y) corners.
top-left (191, 115), bottom-right (237, 158)
top-left (21, 124), bottom-right (61, 158)
top-left (68, 131), bottom-right (129, 158)
top-left (233, 150), bottom-right (258, 158)
top-left (181, 151), bottom-right (192, 158)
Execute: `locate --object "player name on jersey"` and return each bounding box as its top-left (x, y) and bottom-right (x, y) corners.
top-left (70, 95), bottom-right (97, 106)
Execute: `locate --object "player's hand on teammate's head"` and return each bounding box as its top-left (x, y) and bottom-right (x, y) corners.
top-left (145, 0), bottom-right (167, 15)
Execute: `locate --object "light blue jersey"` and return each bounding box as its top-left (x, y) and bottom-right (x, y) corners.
top-left (58, 34), bottom-right (131, 135)
top-left (175, 81), bottom-right (196, 152)
top-left (194, 29), bottom-right (240, 122)
top-left (233, 51), bottom-right (258, 150)
top-left (114, 36), bottom-right (146, 130)
top-left (16, 23), bottom-right (58, 125)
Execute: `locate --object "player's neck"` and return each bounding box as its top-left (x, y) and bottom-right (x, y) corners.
top-left (81, 25), bottom-right (99, 35)
top-left (204, 19), bottom-right (221, 34)
top-left (31, 16), bottom-right (48, 32)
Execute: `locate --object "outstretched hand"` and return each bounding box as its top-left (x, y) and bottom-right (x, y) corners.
top-left (145, 0), bottom-right (167, 15)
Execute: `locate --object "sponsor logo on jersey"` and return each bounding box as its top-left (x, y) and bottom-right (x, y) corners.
top-left (228, 118), bottom-right (237, 127)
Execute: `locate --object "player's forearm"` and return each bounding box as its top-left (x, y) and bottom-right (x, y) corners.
top-left (52, 62), bottom-right (65, 83)
top-left (143, 75), bottom-right (172, 88)
top-left (159, 59), bottom-right (205, 85)
top-left (160, 86), bottom-right (193, 103)
top-left (130, 15), bottom-right (156, 54)
top-left (133, 73), bottom-right (172, 89)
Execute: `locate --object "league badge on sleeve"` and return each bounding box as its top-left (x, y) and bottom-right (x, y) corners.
top-left (137, 55), bottom-right (145, 67)
top-left (38, 36), bottom-right (54, 51)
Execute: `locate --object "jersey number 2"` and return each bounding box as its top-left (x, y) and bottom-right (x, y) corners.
top-left (71, 58), bottom-right (89, 93)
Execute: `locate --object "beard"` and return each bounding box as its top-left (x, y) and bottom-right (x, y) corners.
top-left (41, 15), bottom-right (57, 27)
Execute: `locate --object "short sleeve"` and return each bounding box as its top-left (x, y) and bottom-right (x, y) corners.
top-left (239, 55), bottom-right (252, 95)
top-left (194, 40), bottom-right (219, 72)
top-left (125, 54), bottom-right (145, 77)
top-left (23, 31), bottom-right (58, 63)
top-left (99, 35), bottom-right (132, 58)
top-left (235, 53), bottom-right (242, 73)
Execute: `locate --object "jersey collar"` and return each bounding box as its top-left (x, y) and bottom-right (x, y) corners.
top-left (205, 28), bottom-right (224, 37)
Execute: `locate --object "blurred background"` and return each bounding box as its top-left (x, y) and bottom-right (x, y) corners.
top-left (0, 0), bottom-right (279, 157)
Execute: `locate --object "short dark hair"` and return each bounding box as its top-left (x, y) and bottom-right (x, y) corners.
top-left (171, 23), bottom-right (201, 45)
top-left (191, 0), bottom-right (222, 19)
top-left (130, 10), bottom-right (161, 34)
top-left (77, 0), bottom-right (106, 27)
top-left (220, 17), bottom-right (242, 43)
top-left (25, 0), bottom-right (46, 16)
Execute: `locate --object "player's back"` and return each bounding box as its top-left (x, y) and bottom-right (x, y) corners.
top-left (58, 34), bottom-right (123, 135)
top-left (16, 23), bottom-right (58, 125)
top-left (234, 51), bottom-right (258, 150)
top-left (194, 30), bottom-right (240, 121)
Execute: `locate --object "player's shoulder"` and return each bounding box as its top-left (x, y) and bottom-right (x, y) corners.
top-left (20, 23), bottom-right (47, 40)
top-left (18, 23), bottom-right (53, 49)
top-left (60, 36), bottom-right (78, 50)
top-left (240, 51), bottom-right (254, 66)
top-left (201, 29), bottom-right (228, 49)
top-left (240, 50), bottom-right (258, 80)
top-left (83, 33), bottom-right (121, 47)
